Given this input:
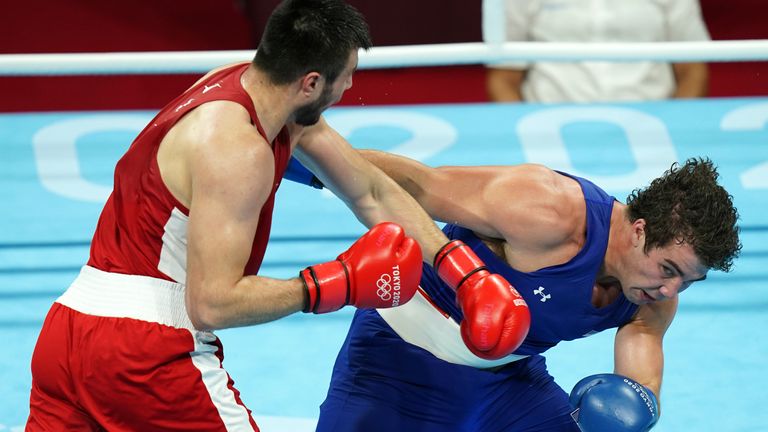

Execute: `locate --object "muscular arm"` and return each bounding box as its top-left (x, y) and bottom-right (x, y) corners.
top-left (355, 149), bottom-right (574, 251)
top-left (171, 102), bottom-right (306, 330)
top-left (672, 62), bottom-right (708, 98)
top-left (294, 122), bottom-right (536, 358)
top-left (293, 118), bottom-right (449, 261)
top-left (614, 298), bottom-right (678, 407)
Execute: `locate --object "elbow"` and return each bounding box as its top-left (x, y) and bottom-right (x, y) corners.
top-left (186, 292), bottom-right (226, 331)
top-left (188, 310), bottom-right (219, 332)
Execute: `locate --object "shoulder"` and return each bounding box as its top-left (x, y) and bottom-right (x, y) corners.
top-left (488, 163), bottom-right (561, 195)
top-left (492, 164), bottom-right (586, 247)
top-left (177, 101), bottom-right (273, 182)
top-left (181, 100), bottom-right (262, 145)
top-left (187, 61), bottom-right (250, 90)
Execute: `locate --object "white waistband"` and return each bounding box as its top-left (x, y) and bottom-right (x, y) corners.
top-left (57, 265), bottom-right (196, 331)
top-left (377, 290), bottom-right (527, 368)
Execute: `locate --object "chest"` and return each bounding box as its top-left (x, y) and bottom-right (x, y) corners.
top-left (591, 281), bottom-right (622, 308)
top-left (481, 238), bottom-right (618, 309)
top-left (491, 260), bottom-right (620, 346)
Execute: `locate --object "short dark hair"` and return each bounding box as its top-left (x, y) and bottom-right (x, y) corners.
top-left (254, 0), bottom-right (372, 85)
top-left (626, 158), bottom-right (741, 272)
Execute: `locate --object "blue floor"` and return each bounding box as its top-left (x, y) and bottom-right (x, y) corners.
top-left (2, 98), bottom-right (767, 431)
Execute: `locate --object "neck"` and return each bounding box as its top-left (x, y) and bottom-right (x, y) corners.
top-left (241, 65), bottom-right (295, 143)
top-left (600, 203), bottom-right (631, 281)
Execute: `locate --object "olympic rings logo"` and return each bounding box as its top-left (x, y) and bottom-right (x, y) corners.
top-left (376, 274), bottom-right (393, 301)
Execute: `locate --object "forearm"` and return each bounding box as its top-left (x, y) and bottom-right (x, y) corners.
top-left (615, 327), bottom-right (665, 399)
top-left (574, 310), bottom-right (669, 430)
top-left (296, 124), bottom-right (449, 263)
top-left (187, 275), bottom-right (305, 330)
top-left (672, 62), bottom-right (708, 98)
top-left (349, 163), bottom-right (448, 261)
top-left (358, 149), bottom-right (505, 239)
top-left (614, 348), bottom-right (663, 399)
top-left (358, 150), bottom-right (429, 199)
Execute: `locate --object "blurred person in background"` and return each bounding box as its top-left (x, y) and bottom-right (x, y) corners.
top-left (484, 0), bottom-right (710, 103)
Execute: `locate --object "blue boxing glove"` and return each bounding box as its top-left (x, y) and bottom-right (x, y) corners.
top-left (283, 157), bottom-right (324, 189)
top-left (569, 373), bottom-right (659, 432)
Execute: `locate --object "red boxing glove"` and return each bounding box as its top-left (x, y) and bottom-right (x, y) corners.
top-left (435, 240), bottom-right (531, 360)
top-left (300, 222), bottom-right (422, 314)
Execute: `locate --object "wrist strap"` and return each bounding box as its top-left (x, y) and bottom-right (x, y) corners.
top-left (299, 267), bottom-right (321, 313)
top-left (434, 240), bottom-right (488, 290)
top-left (299, 260), bottom-right (349, 314)
top-left (434, 240), bottom-right (464, 269)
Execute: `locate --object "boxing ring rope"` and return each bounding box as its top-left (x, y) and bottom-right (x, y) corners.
top-left (2, 34), bottom-right (768, 432)
top-left (1, 40), bottom-right (768, 76)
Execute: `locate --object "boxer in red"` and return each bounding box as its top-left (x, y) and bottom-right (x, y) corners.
top-left (26, 1), bottom-right (530, 430)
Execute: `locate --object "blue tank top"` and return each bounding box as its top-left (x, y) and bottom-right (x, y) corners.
top-left (420, 172), bottom-right (639, 357)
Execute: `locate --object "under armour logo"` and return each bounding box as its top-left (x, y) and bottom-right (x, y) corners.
top-left (533, 286), bottom-right (551, 302)
top-left (203, 83), bottom-right (222, 94)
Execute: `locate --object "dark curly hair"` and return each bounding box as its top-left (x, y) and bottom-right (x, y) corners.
top-left (626, 158), bottom-right (741, 272)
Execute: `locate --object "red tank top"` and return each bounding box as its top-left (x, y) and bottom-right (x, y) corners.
top-left (88, 63), bottom-right (291, 282)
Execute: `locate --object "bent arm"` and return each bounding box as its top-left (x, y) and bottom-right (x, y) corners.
top-left (182, 105), bottom-right (306, 330)
top-left (614, 298), bottom-right (678, 408)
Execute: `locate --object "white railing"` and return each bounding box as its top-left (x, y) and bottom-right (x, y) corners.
top-left (1, 40), bottom-right (767, 76)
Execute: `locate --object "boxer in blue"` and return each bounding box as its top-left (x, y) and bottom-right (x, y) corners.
top-left (294, 153), bottom-right (741, 432)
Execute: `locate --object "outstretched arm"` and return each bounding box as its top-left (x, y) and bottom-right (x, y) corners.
top-left (169, 104), bottom-right (421, 330)
top-left (354, 149), bottom-right (576, 252)
top-left (294, 119), bottom-right (451, 260)
top-left (295, 121), bottom-right (532, 360)
top-left (567, 300), bottom-right (676, 431)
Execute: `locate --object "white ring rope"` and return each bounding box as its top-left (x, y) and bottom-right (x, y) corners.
top-left (1, 40), bottom-right (767, 76)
